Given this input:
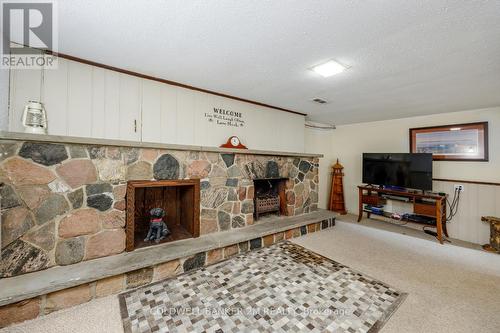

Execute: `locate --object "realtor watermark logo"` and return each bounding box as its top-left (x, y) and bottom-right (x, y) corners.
top-left (1, 0), bottom-right (58, 69)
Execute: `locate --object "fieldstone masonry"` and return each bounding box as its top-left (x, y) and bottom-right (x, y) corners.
top-left (0, 217), bottom-right (335, 328)
top-left (0, 140), bottom-right (319, 278)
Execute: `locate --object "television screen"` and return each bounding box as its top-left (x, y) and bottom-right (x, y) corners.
top-left (362, 153), bottom-right (433, 190)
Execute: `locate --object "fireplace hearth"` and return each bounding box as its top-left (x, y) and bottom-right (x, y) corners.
top-left (126, 180), bottom-right (200, 251)
top-left (0, 133), bottom-right (320, 281)
top-left (0, 133), bottom-right (325, 327)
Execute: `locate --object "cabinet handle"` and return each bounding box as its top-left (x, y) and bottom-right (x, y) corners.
top-left (134, 119), bottom-right (137, 133)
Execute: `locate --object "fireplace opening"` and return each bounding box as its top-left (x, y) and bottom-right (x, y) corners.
top-left (253, 178), bottom-right (288, 220)
top-left (126, 180), bottom-right (200, 251)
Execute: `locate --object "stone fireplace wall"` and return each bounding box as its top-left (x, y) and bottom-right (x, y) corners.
top-left (0, 140), bottom-right (319, 278)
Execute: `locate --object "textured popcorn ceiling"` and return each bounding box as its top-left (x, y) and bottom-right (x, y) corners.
top-left (44, 1), bottom-right (500, 124)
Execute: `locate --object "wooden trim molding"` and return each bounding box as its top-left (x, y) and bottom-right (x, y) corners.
top-left (433, 178), bottom-right (500, 187)
top-left (43, 50), bottom-right (306, 116)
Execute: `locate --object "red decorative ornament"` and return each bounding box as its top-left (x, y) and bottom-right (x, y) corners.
top-left (220, 136), bottom-right (247, 149)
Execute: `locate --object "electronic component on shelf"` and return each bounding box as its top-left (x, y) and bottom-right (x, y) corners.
top-left (402, 213), bottom-right (436, 225)
top-left (370, 206), bottom-right (385, 215)
top-left (362, 204), bottom-right (386, 216)
top-left (381, 194), bottom-right (410, 202)
top-left (425, 190), bottom-right (447, 197)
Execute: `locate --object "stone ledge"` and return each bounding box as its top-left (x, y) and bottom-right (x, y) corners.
top-left (0, 131), bottom-right (323, 158)
top-left (0, 209), bottom-right (335, 307)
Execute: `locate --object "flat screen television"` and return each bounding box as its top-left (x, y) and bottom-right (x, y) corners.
top-left (362, 153), bottom-right (433, 191)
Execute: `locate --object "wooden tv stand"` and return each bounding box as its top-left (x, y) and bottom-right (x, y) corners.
top-left (357, 185), bottom-right (448, 244)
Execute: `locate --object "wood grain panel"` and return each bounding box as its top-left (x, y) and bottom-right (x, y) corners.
top-left (126, 182), bottom-right (136, 252)
top-left (126, 179), bottom-right (200, 251)
top-left (414, 202), bottom-right (436, 217)
top-left (433, 178), bottom-right (500, 186)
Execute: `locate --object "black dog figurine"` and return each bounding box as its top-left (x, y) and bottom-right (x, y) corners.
top-left (144, 208), bottom-right (170, 243)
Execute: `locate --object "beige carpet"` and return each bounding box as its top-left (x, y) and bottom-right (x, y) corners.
top-left (294, 219), bottom-right (500, 333)
top-left (3, 218), bottom-right (499, 333)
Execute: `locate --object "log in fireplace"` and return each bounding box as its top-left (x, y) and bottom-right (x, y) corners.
top-left (126, 180), bottom-right (200, 251)
top-left (253, 178), bottom-right (288, 220)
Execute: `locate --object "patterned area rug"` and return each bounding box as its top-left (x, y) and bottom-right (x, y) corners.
top-left (119, 242), bottom-right (406, 333)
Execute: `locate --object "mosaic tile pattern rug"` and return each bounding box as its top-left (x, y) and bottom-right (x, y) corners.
top-left (119, 242), bottom-right (407, 333)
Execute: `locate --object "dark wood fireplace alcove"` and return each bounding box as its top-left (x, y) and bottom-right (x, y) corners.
top-left (126, 180), bottom-right (200, 251)
top-left (253, 178), bottom-right (289, 220)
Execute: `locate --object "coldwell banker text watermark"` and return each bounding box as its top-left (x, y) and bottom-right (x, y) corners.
top-left (1, 0), bottom-right (57, 69)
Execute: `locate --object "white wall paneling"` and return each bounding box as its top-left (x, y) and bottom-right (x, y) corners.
top-left (91, 67), bottom-right (106, 138)
top-left (175, 87), bottom-right (196, 145)
top-left (433, 181), bottom-right (499, 245)
top-left (118, 74), bottom-right (141, 141)
top-left (43, 57), bottom-right (67, 135)
top-left (193, 91), bottom-right (210, 145)
top-left (141, 80), bottom-right (162, 143)
top-left (8, 56), bottom-right (305, 151)
top-left (67, 62), bottom-right (92, 138)
top-left (160, 84), bottom-right (177, 144)
top-left (103, 71), bottom-right (120, 140)
top-left (9, 67), bottom-right (41, 132)
top-left (8, 50), bottom-right (43, 132)
top-left (305, 107), bottom-right (500, 245)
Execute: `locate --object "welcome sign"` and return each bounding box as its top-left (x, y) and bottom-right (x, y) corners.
top-left (205, 107), bottom-right (245, 128)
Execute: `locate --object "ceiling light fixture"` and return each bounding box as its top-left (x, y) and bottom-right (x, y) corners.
top-left (310, 59), bottom-right (348, 77)
top-left (305, 121), bottom-right (336, 130)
